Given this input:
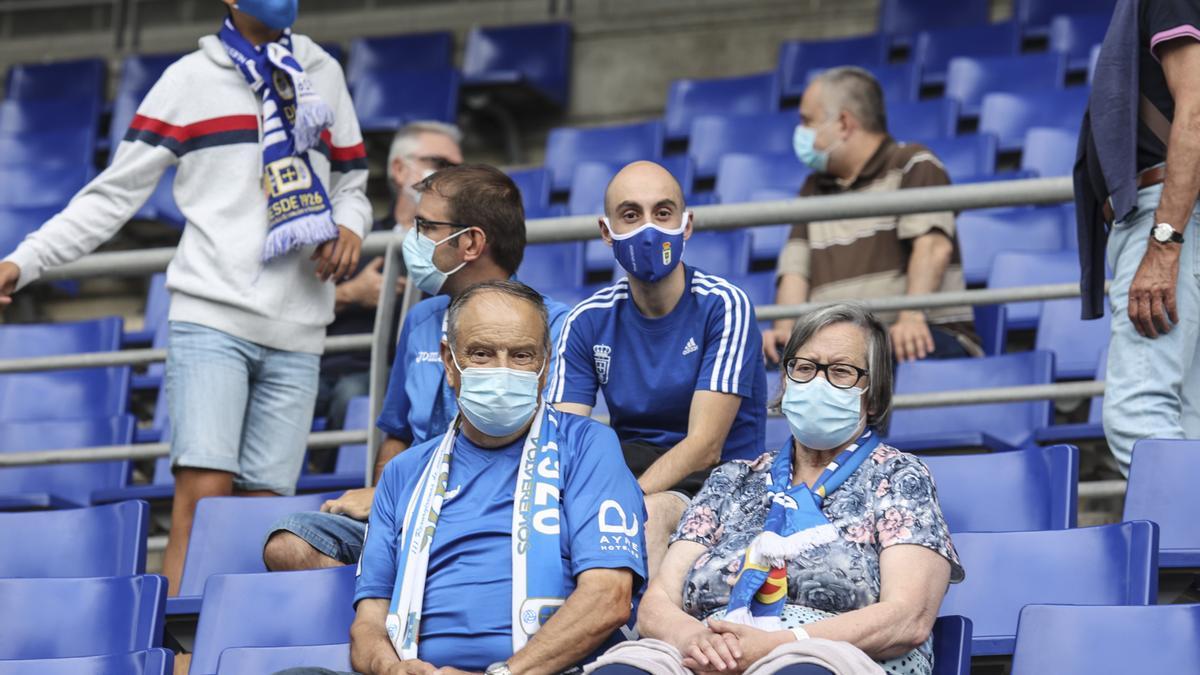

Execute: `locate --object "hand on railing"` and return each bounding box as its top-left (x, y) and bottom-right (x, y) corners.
top-left (0, 261), bottom-right (18, 309)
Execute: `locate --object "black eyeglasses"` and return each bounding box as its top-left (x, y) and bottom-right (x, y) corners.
top-left (413, 155), bottom-right (460, 170)
top-left (414, 216), bottom-right (471, 236)
top-left (784, 357), bottom-right (869, 389)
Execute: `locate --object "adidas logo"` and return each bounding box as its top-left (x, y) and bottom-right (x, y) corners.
top-left (682, 337), bottom-right (698, 356)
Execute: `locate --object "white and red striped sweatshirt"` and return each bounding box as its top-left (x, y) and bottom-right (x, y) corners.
top-left (4, 33), bottom-right (372, 354)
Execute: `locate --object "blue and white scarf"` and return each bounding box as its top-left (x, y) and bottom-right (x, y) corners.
top-left (723, 429), bottom-right (881, 630)
top-left (386, 405), bottom-right (569, 658)
top-left (219, 18), bottom-right (338, 262)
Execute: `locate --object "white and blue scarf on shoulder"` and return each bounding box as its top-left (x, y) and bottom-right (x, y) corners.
top-left (219, 18), bottom-right (338, 262)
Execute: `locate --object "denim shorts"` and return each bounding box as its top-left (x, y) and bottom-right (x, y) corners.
top-left (267, 511), bottom-right (367, 564)
top-left (166, 321), bottom-right (319, 494)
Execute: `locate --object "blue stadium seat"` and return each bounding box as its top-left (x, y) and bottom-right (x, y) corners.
top-left (938, 521), bottom-right (1159, 656)
top-left (0, 127), bottom-right (95, 167)
top-left (0, 499), bottom-right (148, 576)
top-left (0, 96), bottom-right (102, 134)
top-left (1034, 343), bottom-right (1105, 443)
top-left (1034, 297), bottom-right (1110, 380)
top-left (0, 316), bottom-right (122, 355)
top-left (0, 574), bottom-right (167, 659)
top-left (932, 616), bottom-right (972, 675)
top-left (776, 34), bottom-right (890, 99)
top-left (922, 445), bottom-right (1078, 533)
top-left (1124, 439), bottom-right (1200, 568)
top-left (217, 643), bottom-right (351, 675)
top-left (0, 163), bottom-right (91, 209)
top-left (326, 396), bottom-right (369, 482)
top-left (887, 98), bottom-right (959, 141)
top-left (879, 0), bottom-right (992, 44)
top-left (1019, 126), bottom-right (1077, 178)
top-left (729, 271), bottom-right (776, 307)
top-left (664, 71), bottom-right (780, 141)
top-left (352, 68), bottom-right (460, 131)
top-left (507, 166), bottom-right (552, 215)
top-left (956, 207), bottom-right (1066, 285)
top-left (170, 492), bottom-right (340, 614)
top-left (978, 87), bottom-right (1089, 152)
top-left (461, 22), bottom-right (572, 108)
top-left (945, 53), bottom-right (1067, 118)
top-left (806, 62), bottom-right (920, 104)
top-left (914, 21), bottom-right (1022, 86)
top-left (1011, 604), bottom-right (1200, 675)
top-left (687, 111), bottom-right (795, 180)
top-left (519, 242), bottom-right (587, 293)
top-left (118, 53), bottom-right (181, 97)
top-left (0, 416), bottom-right (136, 510)
top-left (0, 649), bottom-right (173, 675)
top-left (888, 351), bottom-right (1056, 451)
top-left (1016, 0), bottom-right (1117, 36)
top-left (544, 120), bottom-right (665, 192)
top-left (1049, 12), bottom-right (1111, 72)
top-left (124, 273), bottom-right (169, 346)
top-left (713, 153), bottom-right (808, 205)
top-left (987, 250), bottom-right (1082, 329)
top-left (345, 31), bottom-right (454, 84)
top-left (684, 230), bottom-right (753, 278)
top-left (191, 566), bottom-right (356, 675)
top-left (921, 134), bottom-right (997, 182)
top-left (5, 58), bottom-right (105, 101)
top-left (568, 156), bottom-right (694, 221)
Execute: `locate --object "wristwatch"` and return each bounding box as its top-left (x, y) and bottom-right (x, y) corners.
top-left (485, 662), bottom-right (512, 675)
top-left (1152, 222), bottom-right (1184, 244)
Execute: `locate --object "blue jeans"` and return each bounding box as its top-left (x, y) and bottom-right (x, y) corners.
top-left (267, 511), bottom-right (367, 564)
top-left (1104, 183), bottom-right (1200, 473)
top-left (166, 321), bottom-right (319, 494)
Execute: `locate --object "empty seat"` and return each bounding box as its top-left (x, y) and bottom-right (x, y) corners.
top-left (922, 444), bottom-right (1077, 533)
top-left (682, 230), bottom-right (753, 278)
top-left (664, 71), bottom-right (779, 141)
top-left (1034, 297), bottom-right (1110, 380)
top-left (776, 34), bottom-right (889, 99)
top-left (1124, 439), bottom-right (1200, 568)
top-left (713, 153), bottom-right (809, 205)
top-left (1033, 342), bottom-right (1105, 444)
top-left (345, 31), bottom-right (454, 84)
top-left (0, 648), bottom-right (173, 675)
top-left (0, 127), bottom-right (95, 167)
top-left (914, 21), bottom-right (1022, 86)
top-left (507, 166), bottom-right (552, 215)
top-left (887, 98), bottom-right (959, 142)
top-left (217, 643), bottom-right (350, 675)
top-left (921, 134), bottom-right (997, 182)
top-left (888, 351), bottom-right (1056, 450)
top-left (1011, 604), bottom-right (1200, 675)
top-left (1016, 0), bottom-right (1117, 36)
top-left (5, 58), bottom-right (106, 101)
top-left (945, 53), bottom-right (1067, 117)
top-left (0, 574), bottom-right (167, 659)
top-left (879, 0), bottom-right (992, 43)
top-left (987, 250), bottom-right (1082, 329)
top-left (124, 273), bottom-right (170, 345)
top-left (568, 156), bottom-right (694, 221)
top-left (0, 500), bottom-right (148, 576)
top-left (0, 163), bottom-right (91, 209)
top-left (544, 120), bottom-right (664, 192)
top-left (0, 316), bottom-right (122, 356)
top-left (461, 22), bottom-right (572, 108)
top-left (118, 53), bottom-right (181, 98)
top-left (352, 68), bottom-right (460, 132)
top-left (0, 96), bottom-right (102, 134)
top-left (687, 111), bottom-right (795, 180)
top-left (956, 206), bottom-right (1066, 285)
top-left (938, 521), bottom-right (1158, 655)
top-left (0, 416), bottom-right (137, 510)
top-left (190, 566), bottom-right (356, 675)
top-left (979, 88), bottom-right (1089, 152)
top-left (806, 62), bottom-right (920, 104)
top-left (728, 271), bottom-right (776, 307)
top-left (1049, 12), bottom-right (1111, 72)
top-left (1020, 126), bottom-right (1078, 177)
top-left (519, 241), bottom-right (587, 292)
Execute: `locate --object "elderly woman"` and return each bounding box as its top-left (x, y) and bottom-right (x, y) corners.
top-left (591, 304), bottom-right (963, 675)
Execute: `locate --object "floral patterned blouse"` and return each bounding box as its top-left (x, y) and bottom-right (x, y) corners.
top-left (671, 443), bottom-right (965, 674)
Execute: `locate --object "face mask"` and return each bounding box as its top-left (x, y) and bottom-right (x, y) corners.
top-left (452, 355), bottom-right (543, 438)
top-left (402, 226), bottom-right (469, 295)
top-left (792, 122), bottom-right (844, 173)
top-left (781, 376), bottom-right (866, 451)
top-left (234, 0), bottom-right (298, 29)
top-left (605, 215), bottom-right (688, 283)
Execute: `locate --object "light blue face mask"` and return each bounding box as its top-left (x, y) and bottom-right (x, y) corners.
top-left (792, 122), bottom-right (843, 173)
top-left (234, 0), bottom-right (298, 29)
top-left (781, 376), bottom-right (866, 451)
top-left (402, 226), bottom-right (469, 295)
top-left (452, 355), bottom-right (544, 438)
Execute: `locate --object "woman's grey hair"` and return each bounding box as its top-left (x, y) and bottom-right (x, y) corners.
top-left (445, 280), bottom-right (551, 358)
top-left (812, 66), bottom-right (888, 135)
top-left (775, 303), bottom-right (894, 430)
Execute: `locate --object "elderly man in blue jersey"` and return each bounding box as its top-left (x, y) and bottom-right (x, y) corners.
top-left (551, 160), bottom-right (766, 574)
top-left (264, 164), bottom-right (569, 572)
top-left (335, 280), bottom-right (646, 675)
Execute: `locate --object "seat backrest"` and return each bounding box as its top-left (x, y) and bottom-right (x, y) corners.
top-left (462, 22), bottom-right (572, 107)
top-left (343, 396), bottom-right (371, 431)
top-left (544, 120), bottom-right (664, 192)
top-left (889, 351), bottom-right (1056, 447)
top-left (1034, 297), bottom-right (1110, 380)
top-left (727, 271), bottom-right (776, 307)
top-left (1048, 12), bottom-right (1111, 63)
top-left (0, 574), bottom-right (166, 659)
top-left (978, 87), bottom-right (1089, 150)
top-left (0, 127), bottom-right (95, 167)
top-left (687, 111), bottom-right (795, 179)
top-left (1124, 439), bottom-right (1200, 567)
top-left (880, 0), bottom-right (992, 37)
top-left (177, 492), bottom-right (341, 598)
top-left (713, 153), bottom-right (809, 205)
top-left (1015, 0), bottom-right (1117, 31)
top-left (945, 53), bottom-right (1067, 111)
top-left (683, 231), bottom-right (753, 278)
top-left (0, 648), bottom-right (173, 675)
top-left (1010, 604), bottom-right (1200, 674)
top-left (806, 62), bottom-right (920, 104)
top-left (0, 316), bottom-right (124, 357)
top-left (921, 134), bottom-right (997, 181)
top-left (664, 71), bottom-right (779, 140)
top-left (5, 58), bottom-right (106, 101)
top-left (346, 31), bottom-right (454, 83)
top-left (519, 241), bottom-right (587, 292)
top-left (955, 206), bottom-right (1065, 285)
top-left (0, 368), bottom-right (132, 422)
top-left (217, 642), bottom-right (350, 675)
top-left (507, 166), bottom-right (551, 214)
top-left (922, 445), bottom-right (1078, 533)
top-left (118, 53), bottom-right (182, 98)
top-left (987, 250), bottom-right (1082, 327)
top-left (0, 415), bottom-right (136, 506)
top-left (1020, 126), bottom-right (1078, 177)
top-left (0, 96), bottom-right (102, 134)
top-left (777, 34), bottom-right (889, 97)
top-left (191, 566), bottom-right (356, 675)
top-left (931, 615), bottom-right (972, 675)
top-left (351, 68), bottom-right (460, 130)
top-left (887, 98), bottom-right (959, 141)
top-left (939, 521), bottom-right (1158, 655)
top-left (0, 499), bottom-right (148, 576)
top-left (913, 21), bottom-right (1022, 81)
top-left (0, 163), bottom-right (92, 209)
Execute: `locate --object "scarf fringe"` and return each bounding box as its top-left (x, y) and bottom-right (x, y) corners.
top-left (747, 525), bottom-right (841, 568)
top-left (261, 211), bottom-right (338, 262)
top-left (293, 99), bottom-right (334, 153)
top-left (721, 607), bottom-right (785, 632)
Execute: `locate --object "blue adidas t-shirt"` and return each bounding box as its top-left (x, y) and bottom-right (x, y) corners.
top-left (549, 266), bottom-right (766, 461)
top-left (355, 412), bottom-right (647, 671)
top-left (377, 294), bottom-right (570, 445)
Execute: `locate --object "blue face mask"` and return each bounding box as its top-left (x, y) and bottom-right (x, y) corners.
top-left (781, 376), bottom-right (866, 451)
top-left (402, 226), bottom-right (469, 295)
top-left (452, 355), bottom-right (543, 438)
top-left (605, 216), bottom-right (688, 283)
top-left (792, 123), bottom-right (843, 173)
top-left (234, 0), bottom-right (298, 29)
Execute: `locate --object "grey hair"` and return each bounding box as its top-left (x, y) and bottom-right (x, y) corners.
top-left (445, 280), bottom-right (551, 359)
top-left (812, 66), bottom-right (888, 134)
top-left (775, 303), bottom-right (894, 430)
top-left (386, 120), bottom-right (464, 172)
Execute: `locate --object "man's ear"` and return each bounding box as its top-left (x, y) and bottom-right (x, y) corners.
top-left (598, 218), bottom-right (614, 247)
top-left (459, 227), bottom-right (487, 264)
top-left (682, 211), bottom-right (694, 241)
top-left (390, 157), bottom-right (408, 191)
top-left (441, 340), bottom-right (459, 390)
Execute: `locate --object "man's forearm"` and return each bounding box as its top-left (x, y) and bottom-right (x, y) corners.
top-left (638, 437), bottom-right (718, 495)
top-left (1155, 99), bottom-right (1200, 233)
top-left (772, 272), bottom-right (809, 334)
top-left (350, 608), bottom-right (402, 674)
top-left (374, 435), bottom-right (409, 483)
top-left (506, 574), bottom-right (632, 675)
top-left (904, 233), bottom-right (953, 297)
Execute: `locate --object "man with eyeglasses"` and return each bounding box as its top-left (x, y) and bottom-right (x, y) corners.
top-left (265, 163), bottom-right (570, 572)
top-left (316, 121), bottom-right (464, 432)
